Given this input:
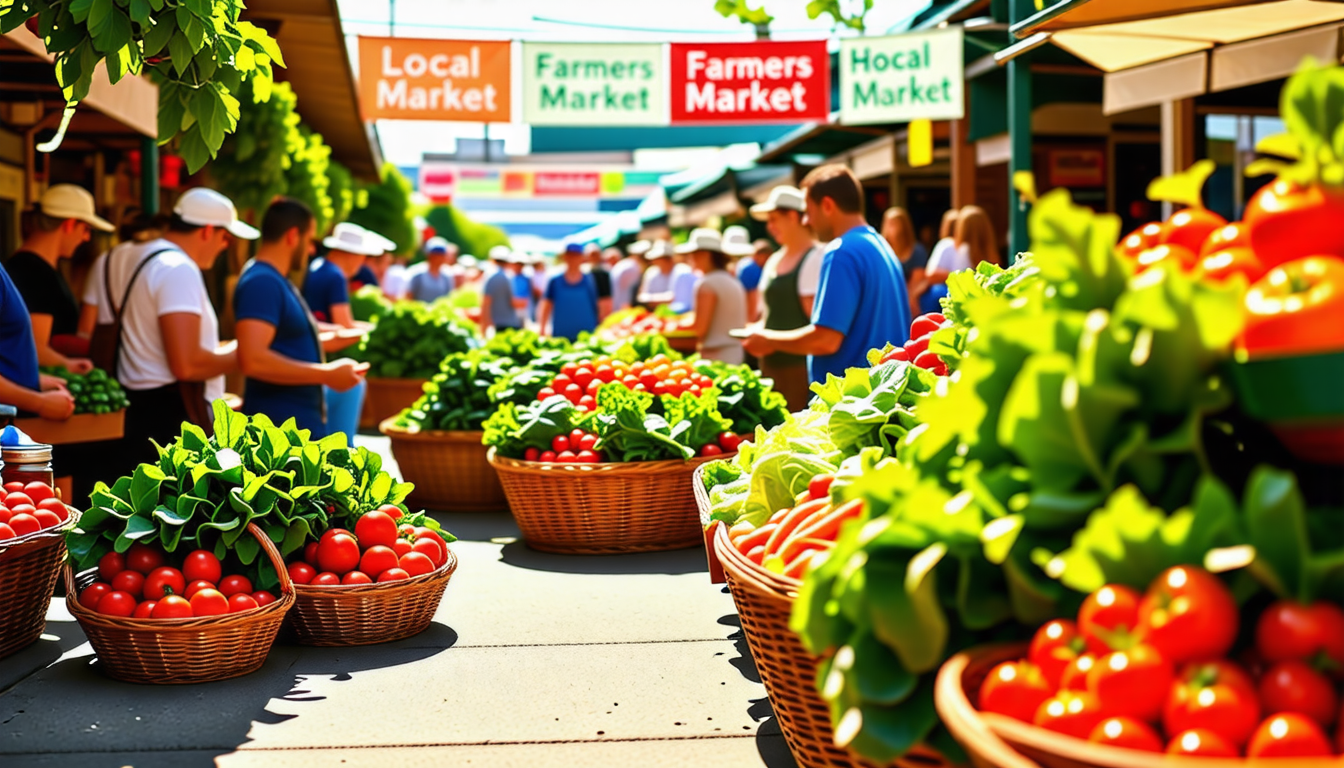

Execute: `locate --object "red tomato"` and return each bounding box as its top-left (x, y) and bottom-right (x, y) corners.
top-left (376, 568), bottom-right (410, 583)
top-left (111, 570), bottom-right (145, 599)
top-left (910, 314), bottom-right (944, 339)
top-left (575, 449), bottom-right (600, 462)
top-left (287, 561), bottom-right (316, 585)
top-left (1244, 179), bottom-right (1344, 267)
top-left (718, 432), bottom-right (743, 453)
top-left (355, 510), bottom-right (398, 550)
top-left (1028, 619), bottom-right (1086, 689)
top-left (303, 541), bottom-right (320, 566)
top-left (563, 384), bottom-right (582, 402)
top-left (699, 444), bottom-right (723, 457)
top-left (311, 572), bottom-right (342, 586)
top-left (143, 567), bottom-right (186, 601)
top-left (551, 435), bottom-right (570, 453)
top-left (93, 589), bottom-right (136, 617)
top-left (97, 551), bottom-right (126, 582)
top-left (555, 450), bottom-right (577, 462)
top-left (1078, 584), bottom-right (1141, 654)
top-left (412, 537), bottom-right (445, 568)
top-left (1136, 243), bottom-right (1200, 273)
top-left (251, 591), bottom-right (277, 607)
top-left (228, 593), bottom-right (259, 613)
top-left (8, 513), bottom-right (39, 536)
top-left (0, 523), bottom-right (13, 540)
top-left (341, 571), bottom-right (373, 585)
top-left (1, 482), bottom-right (21, 494)
top-left (22, 482), bottom-right (53, 502)
top-left (1164, 660), bottom-right (1261, 747)
top-left (1060, 654), bottom-right (1097, 692)
top-left (1199, 247), bottom-right (1266, 283)
top-left (978, 661), bottom-right (1053, 723)
top-left (560, 363), bottom-right (579, 379)
top-left (359, 545), bottom-right (399, 577)
top-left (125, 543), bottom-right (165, 574)
top-left (37, 497), bottom-right (68, 519)
top-left (399, 551), bottom-right (435, 577)
top-left (914, 350), bottom-right (948, 375)
top-left (9, 504), bottom-right (36, 519)
top-left (1161, 207), bottom-right (1226, 254)
top-left (1258, 660), bottom-right (1339, 728)
top-left (32, 509), bottom-right (61, 530)
top-left (1088, 717), bottom-right (1163, 752)
top-left (904, 333), bottom-right (932, 358)
top-left (4, 492), bottom-right (33, 508)
top-left (1199, 221), bottom-right (1250, 256)
top-left (392, 538), bottom-right (414, 558)
top-left (189, 588), bottom-right (230, 616)
top-left (578, 433), bottom-right (599, 452)
top-left (1137, 566), bottom-right (1237, 665)
top-left (376, 504), bottom-right (404, 522)
top-left (524, 447), bottom-right (540, 462)
top-left (536, 387), bottom-right (555, 402)
top-left (132, 601), bottom-right (157, 619)
top-left (182, 550), bottom-right (222, 584)
top-left (184, 579), bottom-right (216, 599)
top-left (1118, 222), bottom-right (1164, 258)
top-left (1255, 600), bottom-right (1344, 667)
top-left (1246, 713), bottom-right (1333, 757)
top-left (1087, 644), bottom-right (1173, 722)
top-left (1034, 691), bottom-right (1106, 739)
top-left (1166, 728), bottom-right (1238, 757)
top-left (218, 575), bottom-right (252, 597)
top-left (537, 450), bottom-right (558, 462)
top-left (808, 474), bottom-right (834, 501)
top-left (316, 533), bottom-right (360, 575)
top-left (151, 595), bottom-right (193, 618)
top-left (398, 524), bottom-right (416, 538)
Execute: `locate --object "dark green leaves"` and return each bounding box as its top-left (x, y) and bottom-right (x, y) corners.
top-left (353, 301), bottom-right (476, 380)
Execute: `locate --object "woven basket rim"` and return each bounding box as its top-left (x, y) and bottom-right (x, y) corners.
top-left (0, 506), bottom-right (82, 555)
top-left (64, 522), bottom-right (295, 630)
top-left (292, 548), bottom-right (457, 594)
top-left (713, 517), bottom-right (802, 594)
top-left (378, 421), bottom-right (485, 443)
top-left (487, 446), bottom-right (734, 476)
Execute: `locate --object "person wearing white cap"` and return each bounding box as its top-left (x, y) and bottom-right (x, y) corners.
top-left (609, 241), bottom-right (647, 313)
top-left (675, 229), bottom-right (750, 364)
top-left (305, 223), bottom-right (381, 326)
top-left (480, 245), bottom-right (523, 333)
top-left (350, 229), bottom-right (394, 293)
top-left (405, 237), bottom-right (457, 303)
top-left (235, 199), bottom-right (368, 437)
top-left (91, 186), bottom-right (253, 477)
top-left (635, 240), bottom-right (683, 309)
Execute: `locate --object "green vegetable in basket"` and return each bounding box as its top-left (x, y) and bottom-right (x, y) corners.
top-left (352, 301), bottom-right (476, 379)
top-left (691, 359), bottom-right (789, 435)
top-left (395, 350), bottom-right (514, 432)
top-left (350, 284), bottom-right (393, 323)
top-left (41, 366), bottom-right (130, 415)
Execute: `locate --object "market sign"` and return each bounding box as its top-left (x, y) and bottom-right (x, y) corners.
top-left (419, 164), bottom-right (457, 203)
top-left (522, 42), bottom-right (666, 126)
top-left (357, 37), bottom-right (511, 122)
top-left (669, 40), bottom-right (829, 124)
top-left (839, 28), bottom-right (964, 125)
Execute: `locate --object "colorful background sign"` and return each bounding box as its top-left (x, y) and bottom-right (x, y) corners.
top-left (669, 40), bottom-right (829, 124)
top-left (522, 42), bottom-right (666, 126)
top-left (839, 28), bottom-right (964, 125)
top-left (358, 37), bottom-right (512, 122)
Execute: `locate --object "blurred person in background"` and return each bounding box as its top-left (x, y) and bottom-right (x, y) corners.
top-left (636, 240), bottom-right (680, 308)
top-left (79, 209), bottom-right (164, 338)
top-left (506, 252), bottom-right (534, 325)
top-left (926, 209), bottom-right (959, 278)
top-left (681, 228), bottom-right (749, 364)
top-left (538, 244), bottom-right (599, 341)
top-left (305, 221), bottom-right (381, 439)
top-left (611, 240), bottom-right (648, 313)
top-left (406, 238), bottom-right (457, 302)
top-left (481, 246), bottom-right (524, 333)
top-left (916, 205), bottom-right (999, 315)
top-left (738, 237), bottom-right (772, 322)
top-left (584, 242), bottom-right (613, 319)
top-left (881, 207), bottom-right (929, 319)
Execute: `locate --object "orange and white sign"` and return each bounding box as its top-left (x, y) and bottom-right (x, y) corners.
top-left (357, 37), bottom-right (511, 122)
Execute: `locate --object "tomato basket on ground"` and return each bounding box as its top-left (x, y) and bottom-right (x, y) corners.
top-left (0, 506), bottom-right (80, 660)
top-left (379, 421), bottom-right (506, 511)
top-left (359, 377), bottom-right (429, 431)
top-left (63, 522), bottom-right (294, 684)
top-left (285, 550), bottom-right (457, 646)
top-left (713, 524), bottom-right (952, 768)
top-left (488, 448), bottom-right (722, 555)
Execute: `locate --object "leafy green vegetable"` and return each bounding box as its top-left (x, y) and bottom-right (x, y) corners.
top-left (692, 359), bottom-right (789, 435)
top-left (353, 301), bottom-right (475, 379)
top-left (351, 284), bottom-right (393, 323)
top-left (394, 350), bottom-right (511, 432)
top-left (482, 396), bottom-right (595, 459)
top-left (811, 361), bottom-right (937, 459)
top-left (42, 366), bottom-right (128, 415)
top-left (705, 408), bottom-right (841, 526)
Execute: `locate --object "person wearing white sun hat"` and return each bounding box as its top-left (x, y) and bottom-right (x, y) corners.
top-left (676, 228), bottom-right (750, 364)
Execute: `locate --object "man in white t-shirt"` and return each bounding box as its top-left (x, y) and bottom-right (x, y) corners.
top-left (89, 188), bottom-right (252, 475)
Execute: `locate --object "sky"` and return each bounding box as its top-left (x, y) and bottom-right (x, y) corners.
top-left (337, 0), bottom-right (932, 165)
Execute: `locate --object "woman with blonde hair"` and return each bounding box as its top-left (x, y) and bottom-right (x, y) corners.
top-left (882, 207), bottom-right (929, 318)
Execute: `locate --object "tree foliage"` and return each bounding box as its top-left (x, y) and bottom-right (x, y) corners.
top-left (348, 163), bottom-right (417, 257)
top-left (423, 204), bottom-right (510, 262)
top-left (210, 78), bottom-right (297, 219)
top-left (712, 0), bottom-right (873, 32)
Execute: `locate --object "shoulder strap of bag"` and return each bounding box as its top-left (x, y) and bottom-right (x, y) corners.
top-left (107, 247), bottom-right (179, 372)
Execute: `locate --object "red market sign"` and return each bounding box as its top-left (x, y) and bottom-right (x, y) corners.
top-left (534, 172), bottom-right (601, 196)
top-left (669, 40), bottom-right (829, 124)
top-left (420, 164), bottom-right (458, 203)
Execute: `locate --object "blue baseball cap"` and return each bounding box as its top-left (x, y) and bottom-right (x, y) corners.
top-left (563, 243), bottom-right (585, 255)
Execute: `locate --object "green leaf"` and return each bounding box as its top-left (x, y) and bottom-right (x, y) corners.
top-left (167, 29), bottom-right (192, 76)
top-left (1244, 466), bottom-right (1310, 601)
top-left (114, 514), bottom-right (157, 552)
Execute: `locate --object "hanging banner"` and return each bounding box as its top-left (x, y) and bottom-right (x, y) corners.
top-left (669, 40), bottom-right (829, 124)
top-left (357, 37), bottom-right (511, 122)
top-left (839, 28), bottom-right (964, 124)
top-left (522, 42), bottom-right (666, 126)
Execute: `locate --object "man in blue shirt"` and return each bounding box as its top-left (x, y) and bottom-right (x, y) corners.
top-left (235, 199), bottom-right (367, 435)
top-left (743, 164), bottom-right (911, 383)
top-left (538, 244), bottom-right (599, 341)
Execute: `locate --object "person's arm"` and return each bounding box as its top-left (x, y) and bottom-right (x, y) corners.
top-left (236, 319), bottom-right (368, 390)
top-left (328, 303), bottom-right (356, 329)
top-left (161, 312), bottom-right (237, 382)
top-left (597, 295), bottom-right (612, 319)
top-left (536, 298), bottom-right (552, 337)
top-left (743, 324), bottom-right (844, 358)
top-left (29, 313), bottom-right (93, 373)
top-left (745, 288), bottom-right (761, 323)
top-left (479, 293), bottom-right (495, 332)
top-left (691, 285), bottom-right (717, 343)
top-left (0, 375), bottom-right (74, 420)
top-left (77, 302), bottom-right (98, 338)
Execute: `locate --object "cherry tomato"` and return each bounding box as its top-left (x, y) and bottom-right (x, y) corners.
top-left (1246, 713), bottom-right (1333, 757)
top-left (904, 333), bottom-right (932, 358)
top-left (8, 513), bottom-right (39, 536)
top-left (377, 504), bottom-right (404, 522)
top-left (1164, 660), bottom-right (1260, 747)
top-left (97, 552), bottom-right (126, 583)
top-left (699, 444), bottom-right (723, 457)
top-left (1255, 599), bottom-right (1344, 667)
top-left (808, 474), bottom-right (835, 502)
top-left (536, 387), bottom-right (555, 402)
top-left (1199, 247), bottom-right (1266, 283)
top-left (1028, 620), bottom-right (1086, 689)
top-left (524, 447), bottom-right (541, 462)
top-left (338, 571), bottom-right (371, 585)
top-left (1034, 691), bottom-right (1106, 739)
top-left (287, 561), bottom-right (316, 585)
top-left (1161, 207), bottom-right (1226, 254)
top-left (910, 314), bottom-right (944, 338)
top-left (576, 449), bottom-right (600, 463)
top-left (251, 591), bottom-right (277, 607)
top-left (359, 545), bottom-right (399, 578)
top-left (399, 551), bottom-right (435, 577)
top-left (1137, 565), bottom-right (1237, 665)
top-left (303, 541), bottom-right (320, 566)
top-left (0, 523), bottom-right (13, 540)
top-left (1088, 717), bottom-right (1162, 752)
top-left (110, 570), bottom-right (145, 599)
top-left (1118, 222), bottom-right (1164, 258)
top-left (1077, 584), bottom-right (1141, 654)
top-left (316, 533), bottom-right (360, 575)
top-left (4, 492), bottom-right (33, 508)
top-left (132, 601), bottom-right (157, 619)
top-left (578, 433), bottom-right (599, 452)
top-left (228, 593), bottom-right (259, 613)
top-left (1258, 660), bottom-right (1339, 728)
top-left (22, 482), bottom-right (53, 503)
top-left (189, 588), bottom-right (230, 616)
top-left (177, 550), bottom-right (219, 584)
top-left (1, 482), bottom-right (21, 494)
top-left (218, 575), bottom-right (253, 597)
top-left (355, 510), bottom-right (398, 549)
top-left (125, 542), bottom-right (165, 574)
top-left (1087, 644), bottom-right (1173, 722)
top-left (143, 567), bottom-right (186, 601)
top-left (881, 346), bottom-right (910, 363)
top-left (538, 450), bottom-right (557, 463)
top-left (718, 432), bottom-right (743, 453)
top-left (32, 509), bottom-right (61, 529)
top-left (1136, 243), bottom-right (1200, 273)
top-left (551, 435), bottom-right (571, 453)
top-left (37, 497), bottom-right (68, 519)
top-left (1199, 221), bottom-right (1250, 256)
top-left (311, 572), bottom-right (342, 586)
top-left (1166, 728), bottom-right (1237, 757)
top-left (1244, 178), bottom-right (1344, 267)
top-left (376, 567), bottom-right (410, 583)
top-left (978, 661), bottom-right (1053, 723)
top-left (151, 595), bottom-right (193, 618)
top-left (95, 590), bottom-right (137, 617)
top-left (1060, 654), bottom-right (1097, 692)
top-left (412, 536), bottom-right (445, 568)
top-left (392, 538), bottom-right (414, 558)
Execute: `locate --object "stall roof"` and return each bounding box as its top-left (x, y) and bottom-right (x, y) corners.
top-left (1009, 0), bottom-right (1344, 72)
top-left (754, 122), bottom-right (888, 164)
top-left (670, 163), bottom-right (790, 205)
top-left (242, 0), bottom-right (382, 179)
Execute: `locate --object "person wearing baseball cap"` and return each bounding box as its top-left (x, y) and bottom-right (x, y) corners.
top-left (480, 245), bottom-right (523, 333)
top-left (677, 228), bottom-right (750, 364)
top-left (405, 237), bottom-right (457, 303)
top-left (538, 243), bottom-right (599, 341)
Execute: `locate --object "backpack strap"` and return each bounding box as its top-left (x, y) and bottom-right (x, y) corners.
top-left (107, 247), bottom-right (178, 375)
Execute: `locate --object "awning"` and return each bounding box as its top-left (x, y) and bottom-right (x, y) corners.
top-left (242, 0), bottom-right (383, 179)
top-left (754, 121), bottom-right (888, 164)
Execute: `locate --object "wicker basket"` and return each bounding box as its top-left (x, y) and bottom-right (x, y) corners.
top-left (285, 549), bottom-right (457, 646)
top-left (63, 522), bottom-right (294, 684)
top-left (0, 508), bottom-right (81, 660)
top-left (714, 525), bottom-right (951, 768)
top-left (488, 448), bottom-right (721, 554)
top-left (936, 643), bottom-right (1344, 768)
top-left (359, 377), bottom-right (429, 430)
top-left (379, 421), bottom-right (506, 511)
top-left (693, 462), bottom-right (727, 583)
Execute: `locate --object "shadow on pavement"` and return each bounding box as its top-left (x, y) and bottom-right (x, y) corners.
top-left (424, 510), bottom-right (519, 543)
top-left (0, 618), bottom-right (86, 694)
top-left (717, 613), bottom-right (800, 768)
top-left (497, 540), bottom-right (707, 575)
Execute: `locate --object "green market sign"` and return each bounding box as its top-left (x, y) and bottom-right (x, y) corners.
top-left (522, 43), bottom-right (666, 126)
top-left (839, 28), bottom-right (964, 125)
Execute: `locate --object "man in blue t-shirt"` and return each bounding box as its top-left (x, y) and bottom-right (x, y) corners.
top-left (743, 164), bottom-right (911, 383)
top-left (0, 265), bottom-right (73, 419)
top-left (234, 199), bottom-right (367, 435)
top-left (538, 244), bottom-right (599, 341)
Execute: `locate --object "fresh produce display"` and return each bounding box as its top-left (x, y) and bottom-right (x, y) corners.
top-left (596, 306), bottom-right (694, 341)
top-left (724, 472), bottom-right (863, 578)
top-left (284, 508), bottom-right (452, 586)
top-left (0, 481), bottom-right (68, 541)
top-left (352, 300), bottom-right (476, 380)
top-left (874, 312), bottom-right (954, 375)
top-left (350, 284), bottom-right (393, 323)
top-left (41, 366), bottom-right (129, 415)
top-left (68, 401), bottom-right (455, 592)
top-left (534, 354), bottom-right (720, 411)
top-left (78, 543), bottom-right (277, 619)
top-left (978, 564), bottom-right (1343, 758)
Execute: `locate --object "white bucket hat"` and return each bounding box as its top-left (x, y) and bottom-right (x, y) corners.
top-left (645, 240), bottom-right (674, 260)
top-left (488, 245), bottom-right (514, 262)
top-left (749, 185), bottom-right (807, 221)
top-left (174, 188), bottom-right (259, 239)
top-left (39, 184), bottom-right (114, 232)
top-left (721, 225), bottom-right (755, 256)
top-left (675, 227), bottom-right (750, 257)
top-left (323, 222), bottom-right (384, 257)
top-left (628, 239), bottom-right (652, 256)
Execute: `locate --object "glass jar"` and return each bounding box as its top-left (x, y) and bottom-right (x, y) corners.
top-left (1, 443), bottom-right (55, 490)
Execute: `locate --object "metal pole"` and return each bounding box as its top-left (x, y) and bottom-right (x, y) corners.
top-left (1007, 0), bottom-right (1033, 261)
top-left (140, 135), bottom-right (159, 215)
top-left (389, 0), bottom-right (395, 36)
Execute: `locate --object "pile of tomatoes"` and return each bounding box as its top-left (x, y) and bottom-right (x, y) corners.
top-left (285, 507), bottom-right (450, 587)
top-left (726, 474), bottom-right (862, 578)
top-left (82, 543), bottom-right (276, 619)
top-left (0, 481), bottom-right (70, 540)
top-left (596, 308), bottom-right (690, 340)
top-left (978, 565), bottom-right (1344, 758)
top-left (878, 313), bottom-right (951, 376)
top-left (523, 428), bottom-right (604, 463)
top-left (535, 354), bottom-right (718, 411)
